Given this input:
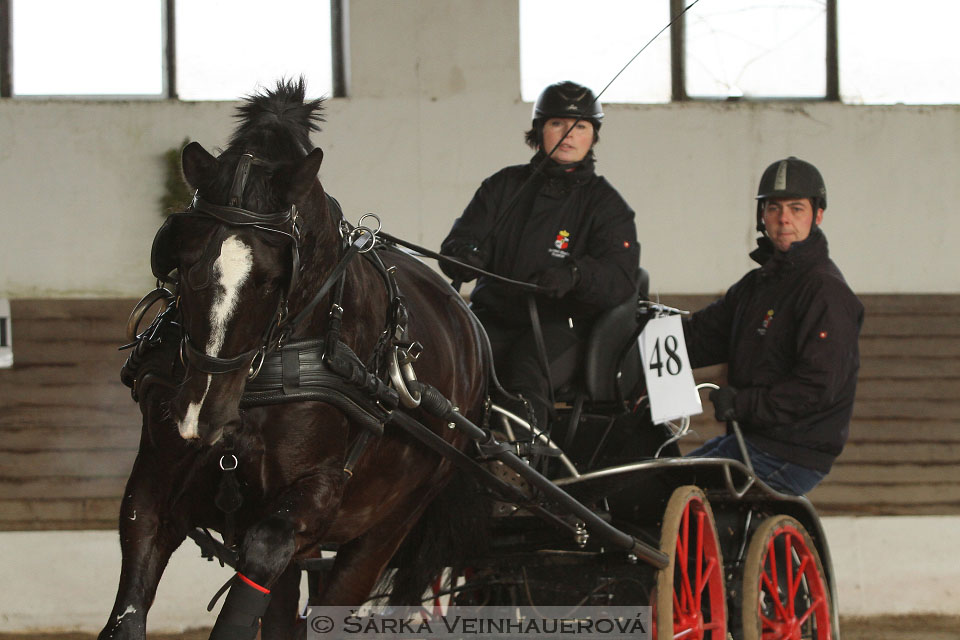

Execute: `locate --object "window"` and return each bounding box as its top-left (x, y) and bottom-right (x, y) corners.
top-left (520, 0), bottom-right (671, 103)
top-left (521, 0), bottom-right (960, 105)
top-left (685, 0), bottom-right (826, 99)
top-left (839, 0), bottom-right (960, 104)
top-left (2, 0), bottom-right (337, 100)
top-left (176, 0), bottom-right (332, 101)
top-left (11, 0), bottom-right (163, 97)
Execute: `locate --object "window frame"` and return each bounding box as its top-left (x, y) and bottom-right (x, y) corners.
top-left (669, 0), bottom-right (838, 102)
top-left (0, 0), bottom-right (346, 100)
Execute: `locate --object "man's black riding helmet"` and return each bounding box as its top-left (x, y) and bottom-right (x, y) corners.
top-left (755, 156), bottom-right (827, 232)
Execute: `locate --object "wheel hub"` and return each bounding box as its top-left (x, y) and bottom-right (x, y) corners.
top-left (676, 609), bottom-right (704, 640)
top-left (764, 615), bottom-right (801, 639)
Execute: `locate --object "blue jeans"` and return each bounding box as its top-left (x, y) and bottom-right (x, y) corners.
top-left (687, 435), bottom-right (826, 496)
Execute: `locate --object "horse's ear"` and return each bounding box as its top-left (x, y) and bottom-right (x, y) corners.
top-left (181, 141), bottom-right (218, 191)
top-left (287, 147), bottom-right (325, 201)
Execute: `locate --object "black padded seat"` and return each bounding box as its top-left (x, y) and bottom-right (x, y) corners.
top-left (580, 267), bottom-right (648, 403)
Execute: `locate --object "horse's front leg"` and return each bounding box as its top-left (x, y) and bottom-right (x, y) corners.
top-left (209, 464), bottom-right (344, 640)
top-left (260, 562), bottom-right (307, 640)
top-left (98, 451), bottom-right (189, 640)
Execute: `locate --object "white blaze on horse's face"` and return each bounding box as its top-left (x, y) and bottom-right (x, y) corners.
top-left (178, 235), bottom-right (253, 440)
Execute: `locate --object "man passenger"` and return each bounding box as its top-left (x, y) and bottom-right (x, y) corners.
top-left (683, 157), bottom-right (864, 495)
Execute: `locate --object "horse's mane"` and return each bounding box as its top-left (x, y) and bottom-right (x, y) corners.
top-left (206, 77), bottom-right (326, 209)
top-left (229, 77), bottom-right (326, 157)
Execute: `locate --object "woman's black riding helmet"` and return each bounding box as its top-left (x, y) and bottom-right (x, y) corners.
top-left (525, 81), bottom-right (603, 149)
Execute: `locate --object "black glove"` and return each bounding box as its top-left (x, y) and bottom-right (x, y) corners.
top-left (536, 263), bottom-right (580, 298)
top-left (440, 241), bottom-right (487, 282)
top-left (709, 386), bottom-right (738, 422)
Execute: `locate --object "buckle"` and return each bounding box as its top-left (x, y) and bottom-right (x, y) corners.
top-left (396, 341), bottom-right (422, 366)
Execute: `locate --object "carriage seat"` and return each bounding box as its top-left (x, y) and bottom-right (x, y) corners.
top-left (574, 267), bottom-right (649, 404)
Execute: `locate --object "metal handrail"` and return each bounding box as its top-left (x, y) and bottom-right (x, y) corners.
top-left (489, 403), bottom-right (580, 478)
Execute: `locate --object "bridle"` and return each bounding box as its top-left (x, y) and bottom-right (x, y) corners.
top-left (157, 153), bottom-right (303, 378)
top-left (153, 151), bottom-right (376, 380)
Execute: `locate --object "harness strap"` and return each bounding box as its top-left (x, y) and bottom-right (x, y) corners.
top-left (526, 294), bottom-right (556, 429)
top-left (242, 338), bottom-right (397, 435)
top-left (182, 337), bottom-right (260, 375)
top-left (228, 154), bottom-right (254, 207)
top-left (191, 199), bottom-right (294, 228)
top-left (283, 230), bottom-right (374, 335)
top-left (342, 430), bottom-right (374, 480)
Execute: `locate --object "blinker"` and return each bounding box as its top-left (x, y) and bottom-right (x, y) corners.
top-left (151, 216), bottom-right (180, 282)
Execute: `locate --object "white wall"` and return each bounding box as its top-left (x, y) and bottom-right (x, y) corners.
top-left (2, 518), bottom-right (958, 632)
top-left (2, 0), bottom-right (958, 299)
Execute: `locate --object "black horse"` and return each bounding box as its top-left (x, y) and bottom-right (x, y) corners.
top-left (100, 79), bottom-right (488, 639)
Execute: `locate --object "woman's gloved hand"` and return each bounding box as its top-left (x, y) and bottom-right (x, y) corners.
top-left (536, 263), bottom-right (580, 298)
top-left (439, 241), bottom-right (487, 282)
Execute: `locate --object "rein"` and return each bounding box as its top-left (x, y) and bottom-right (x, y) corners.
top-left (377, 231), bottom-right (546, 293)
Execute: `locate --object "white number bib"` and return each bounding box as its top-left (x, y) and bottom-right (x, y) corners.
top-left (638, 315), bottom-right (701, 424)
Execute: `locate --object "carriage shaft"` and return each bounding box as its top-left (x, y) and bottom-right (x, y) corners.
top-left (392, 383), bottom-right (670, 570)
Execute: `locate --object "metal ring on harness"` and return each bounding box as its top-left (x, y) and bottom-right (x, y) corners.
top-left (179, 336), bottom-right (188, 369)
top-left (358, 212), bottom-right (382, 234)
top-left (348, 226), bottom-right (377, 253)
top-left (247, 348), bottom-right (266, 381)
top-left (219, 454), bottom-right (238, 471)
top-left (126, 287), bottom-right (174, 342)
top-left (388, 346), bottom-right (422, 408)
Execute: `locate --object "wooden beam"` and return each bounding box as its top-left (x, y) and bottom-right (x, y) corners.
top-left (165, 0), bottom-right (177, 99)
top-left (0, 0), bottom-right (11, 97)
top-left (669, 0), bottom-right (687, 101)
top-left (826, 0), bottom-right (839, 100)
top-left (331, 0), bottom-right (348, 97)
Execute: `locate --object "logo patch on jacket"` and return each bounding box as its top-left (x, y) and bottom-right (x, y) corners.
top-left (758, 309), bottom-right (774, 335)
top-left (549, 230), bottom-right (571, 258)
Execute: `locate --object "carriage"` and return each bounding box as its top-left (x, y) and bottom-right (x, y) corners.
top-left (103, 81), bottom-right (839, 640)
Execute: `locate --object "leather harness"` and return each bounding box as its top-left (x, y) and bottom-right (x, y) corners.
top-left (127, 152), bottom-right (424, 493)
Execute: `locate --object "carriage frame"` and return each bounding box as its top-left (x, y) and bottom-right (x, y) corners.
top-left (170, 264), bottom-right (842, 640)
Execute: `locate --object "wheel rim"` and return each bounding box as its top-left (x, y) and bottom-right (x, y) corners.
top-left (757, 523), bottom-right (831, 640)
top-left (670, 494), bottom-right (726, 639)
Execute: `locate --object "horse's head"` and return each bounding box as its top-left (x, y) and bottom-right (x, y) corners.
top-left (157, 84), bottom-right (327, 445)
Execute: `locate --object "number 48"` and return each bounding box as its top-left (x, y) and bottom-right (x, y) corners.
top-left (649, 335), bottom-right (683, 377)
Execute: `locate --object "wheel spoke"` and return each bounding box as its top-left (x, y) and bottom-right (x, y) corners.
top-left (785, 532), bottom-right (795, 618)
top-left (767, 537), bottom-right (780, 599)
top-left (795, 595), bottom-right (826, 627)
top-left (677, 505), bottom-right (695, 612)
top-left (762, 571), bottom-right (790, 621)
top-left (680, 550), bottom-right (696, 612)
top-left (697, 557), bottom-right (717, 597)
top-left (760, 613), bottom-right (777, 628)
top-left (791, 556), bottom-right (811, 602)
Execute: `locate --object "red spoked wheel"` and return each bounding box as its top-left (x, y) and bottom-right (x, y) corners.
top-left (742, 515), bottom-right (832, 640)
top-left (654, 485), bottom-right (727, 639)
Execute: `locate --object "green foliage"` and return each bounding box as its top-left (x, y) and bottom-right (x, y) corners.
top-left (160, 138), bottom-right (194, 217)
